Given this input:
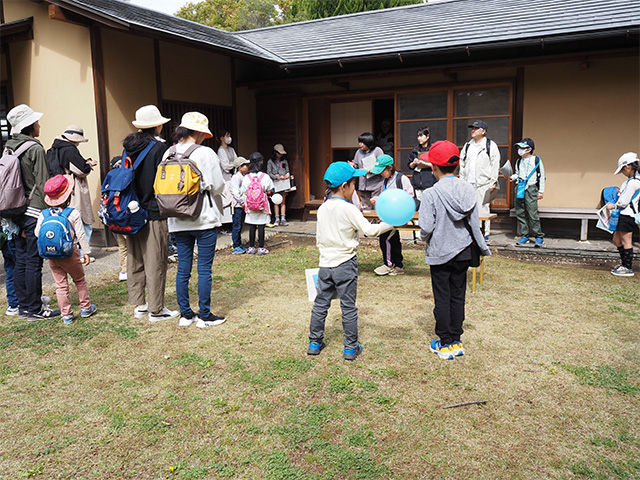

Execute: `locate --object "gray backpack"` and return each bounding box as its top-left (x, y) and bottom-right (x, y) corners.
top-left (0, 141), bottom-right (37, 218)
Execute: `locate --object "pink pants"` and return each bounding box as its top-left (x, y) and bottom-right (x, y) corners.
top-left (48, 248), bottom-right (91, 316)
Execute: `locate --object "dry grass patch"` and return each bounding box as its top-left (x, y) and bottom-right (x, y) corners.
top-left (0, 235), bottom-right (638, 479)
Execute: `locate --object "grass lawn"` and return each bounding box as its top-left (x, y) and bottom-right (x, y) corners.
top-left (0, 235), bottom-right (638, 480)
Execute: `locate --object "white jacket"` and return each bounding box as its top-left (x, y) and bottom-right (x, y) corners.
top-left (459, 137), bottom-right (500, 188)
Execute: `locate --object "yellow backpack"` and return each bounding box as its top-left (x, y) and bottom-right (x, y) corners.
top-left (154, 144), bottom-right (204, 218)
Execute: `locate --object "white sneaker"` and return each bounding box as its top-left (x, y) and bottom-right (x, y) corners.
top-left (149, 307), bottom-right (179, 322)
top-left (374, 264), bottom-right (393, 276)
top-left (178, 314), bottom-right (199, 327)
top-left (5, 306), bottom-right (19, 316)
top-left (134, 303), bottom-right (148, 318)
top-left (119, 271), bottom-right (127, 281)
top-left (196, 314), bottom-right (226, 328)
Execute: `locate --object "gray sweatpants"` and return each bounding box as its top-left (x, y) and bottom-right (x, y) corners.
top-left (309, 256), bottom-right (359, 349)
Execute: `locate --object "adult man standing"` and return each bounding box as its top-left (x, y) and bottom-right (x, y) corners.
top-left (459, 120), bottom-right (500, 238)
top-left (5, 104), bottom-right (60, 320)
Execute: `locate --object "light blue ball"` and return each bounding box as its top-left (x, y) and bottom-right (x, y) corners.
top-left (375, 189), bottom-right (415, 226)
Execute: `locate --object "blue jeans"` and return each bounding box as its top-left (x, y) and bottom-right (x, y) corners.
top-left (174, 228), bottom-right (218, 317)
top-left (2, 238), bottom-right (18, 308)
top-left (232, 207), bottom-right (245, 248)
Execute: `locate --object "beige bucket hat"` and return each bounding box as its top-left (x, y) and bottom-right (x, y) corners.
top-left (179, 111), bottom-right (212, 139)
top-left (62, 125), bottom-right (89, 143)
top-left (132, 105), bottom-right (170, 129)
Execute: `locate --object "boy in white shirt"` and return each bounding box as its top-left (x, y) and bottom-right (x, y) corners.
top-left (307, 162), bottom-right (393, 361)
top-left (230, 156), bottom-right (249, 254)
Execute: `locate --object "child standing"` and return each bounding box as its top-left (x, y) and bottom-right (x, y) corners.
top-left (35, 175), bottom-right (97, 324)
top-left (307, 161), bottom-right (394, 361)
top-left (241, 152), bottom-right (274, 256)
top-left (230, 156), bottom-right (250, 254)
top-left (418, 141), bottom-right (490, 359)
top-left (511, 138), bottom-right (546, 247)
top-left (1, 217), bottom-right (19, 315)
top-left (606, 152), bottom-right (640, 277)
top-left (266, 144), bottom-right (291, 226)
top-left (370, 154), bottom-right (415, 276)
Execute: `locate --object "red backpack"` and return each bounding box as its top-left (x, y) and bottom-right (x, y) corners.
top-left (245, 173), bottom-right (267, 211)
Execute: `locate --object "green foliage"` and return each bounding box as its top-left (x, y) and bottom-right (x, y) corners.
top-left (559, 364), bottom-right (640, 396)
top-left (176, 0), bottom-right (424, 31)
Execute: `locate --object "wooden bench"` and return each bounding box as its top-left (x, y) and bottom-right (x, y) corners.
top-left (302, 199), bottom-right (323, 221)
top-left (509, 207), bottom-right (599, 241)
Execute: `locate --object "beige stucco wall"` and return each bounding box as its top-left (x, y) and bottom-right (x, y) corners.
top-left (523, 57), bottom-right (639, 208)
top-left (4, 0), bottom-right (101, 224)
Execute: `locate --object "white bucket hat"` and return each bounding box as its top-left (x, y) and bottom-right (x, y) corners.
top-left (7, 104), bottom-right (43, 135)
top-left (62, 125), bottom-right (89, 143)
top-left (132, 105), bottom-right (170, 129)
top-left (614, 152), bottom-right (639, 174)
top-left (179, 111), bottom-right (212, 139)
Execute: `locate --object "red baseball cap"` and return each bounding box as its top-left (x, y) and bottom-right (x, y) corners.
top-left (419, 140), bottom-right (460, 167)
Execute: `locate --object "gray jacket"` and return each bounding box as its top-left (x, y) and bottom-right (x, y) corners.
top-left (419, 175), bottom-right (491, 265)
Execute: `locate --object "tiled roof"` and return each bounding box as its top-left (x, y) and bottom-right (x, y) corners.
top-left (54, 0), bottom-right (639, 67)
top-left (55, 0), bottom-right (284, 62)
top-left (236, 0), bottom-right (640, 65)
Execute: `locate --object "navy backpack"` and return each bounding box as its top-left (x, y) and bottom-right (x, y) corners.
top-left (99, 141), bottom-right (155, 235)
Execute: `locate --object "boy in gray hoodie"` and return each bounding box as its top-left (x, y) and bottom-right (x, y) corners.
top-left (418, 141), bottom-right (491, 360)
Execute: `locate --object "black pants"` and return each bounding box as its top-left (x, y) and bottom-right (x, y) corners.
top-left (379, 230), bottom-right (403, 268)
top-left (430, 257), bottom-right (471, 345)
top-left (14, 215), bottom-right (44, 314)
top-left (248, 224), bottom-right (265, 248)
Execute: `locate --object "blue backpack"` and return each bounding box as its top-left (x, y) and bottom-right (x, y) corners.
top-left (37, 207), bottom-right (76, 259)
top-left (99, 141), bottom-right (155, 235)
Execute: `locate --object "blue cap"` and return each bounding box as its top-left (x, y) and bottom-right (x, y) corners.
top-left (324, 162), bottom-right (366, 188)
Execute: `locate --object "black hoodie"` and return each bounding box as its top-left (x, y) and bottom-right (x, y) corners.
top-left (122, 132), bottom-right (168, 221)
top-left (47, 138), bottom-right (92, 177)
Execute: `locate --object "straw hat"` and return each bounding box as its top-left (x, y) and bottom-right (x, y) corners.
top-left (61, 125), bottom-right (89, 143)
top-left (7, 104), bottom-right (43, 135)
top-left (44, 175), bottom-right (75, 207)
top-left (179, 111), bottom-right (212, 138)
top-left (132, 105), bottom-right (170, 129)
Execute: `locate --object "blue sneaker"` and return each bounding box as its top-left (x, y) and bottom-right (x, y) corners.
top-left (534, 237), bottom-right (544, 248)
top-left (62, 315), bottom-right (74, 324)
top-left (450, 341), bottom-right (465, 357)
top-left (429, 339), bottom-right (454, 360)
top-left (80, 304), bottom-right (97, 318)
top-left (515, 236), bottom-right (529, 246)
top-left (343, 343), bottom-right (362, 361)
top-left (232, 246), bottom-right (246, 255)
top-left (307, 341), bottom-right (326, 356)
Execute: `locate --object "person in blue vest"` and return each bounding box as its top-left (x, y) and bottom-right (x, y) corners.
top-left (511, 138), bottom-right (546, 247)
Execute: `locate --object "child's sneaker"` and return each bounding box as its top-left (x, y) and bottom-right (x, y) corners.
top-left (611, 265), bottom-right (634, 277)
top-left (280, 217), bottom-right (289, 226)
top-left (5, 306), bottom-right (19, 316)
top-left (80, 304), bottom-right (97, 318)
top-left (62, 314), bottom-right (74, 324)
top-left (148, 307), bottom-right (179, 322)
top-left (450, 341), bottom-right (465, 357)
top-left (41, 296), bottom-right (51, 308)
top-left (343, 343), bottom-right (362, 361)
top-left (374, 264), bottom-right (393, 276)
top-left (134, 303), bottom-right (148, 318)
top-left (196, 313), bottom-right (226, 328)
top-left (515, 236), bottom-right (529, 246)
top-left (119, 271), bottom-right (127, 281)
top-left (247, 247), bottom-right (257, 255)
top-left (28, 306), bottom-right (61, 322)
top-left (307, 341), bottom-right (325, 356)
top-left (178, 312), bottom-right (199, 327)
top-left (430, 339), bottom-right (454, 360)
top-left (232, 246), bottom-right (246, 255)
top-left (273, 218), bottom-right (280, 226)
top-left (389, 266), bottom-right (405, 275)
top-left (534, 237), bottom-right (544, 248)
top-left (257, 247), bottom-right (269, 256)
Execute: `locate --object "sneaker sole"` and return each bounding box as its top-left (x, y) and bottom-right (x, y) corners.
top-left (307, 343), bottom-right (325, 355)
top-left (611, 272), bottom-right (634, 277)
top-left (343, 345), bottom-right (362, 361)
top-left (134, 312), bottom-right (148, 319)
top-left (81, 310), bottom-right (97, 318)
top-left (178, 318), bottom-right (197, 327)
top-left (196, 319), bottom-right (226, 328)
top-left (429, 346), bottom-right (455, 360)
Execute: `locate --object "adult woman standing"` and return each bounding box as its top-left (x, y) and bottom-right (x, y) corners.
top-left (166, 112), bottom-right (227, 327)
top-left (407, 126), bottom-right (435, 206)
top-left (123, 105), bottom-right (178, 321)
top-left (216, 129), bottom-right (236, 230)
top-left (352, 132), bottom-right (384, 209)
top-left (266, 143), bottom-right (291, 226)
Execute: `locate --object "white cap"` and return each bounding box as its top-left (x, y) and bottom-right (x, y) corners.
top-left (614, 152), bottom-right (639, 174)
